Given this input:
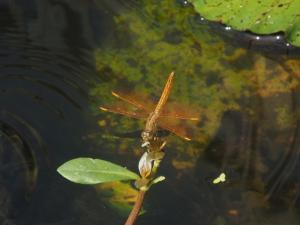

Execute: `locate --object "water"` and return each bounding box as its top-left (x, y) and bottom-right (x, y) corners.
top-left (1, 0), bottom-right (300, 225)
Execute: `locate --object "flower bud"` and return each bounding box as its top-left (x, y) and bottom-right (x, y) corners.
top-left (138, 152), bottom-right (153, 178)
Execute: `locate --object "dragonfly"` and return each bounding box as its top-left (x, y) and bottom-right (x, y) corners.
top-left (100, 72), bottom-right (200, 148)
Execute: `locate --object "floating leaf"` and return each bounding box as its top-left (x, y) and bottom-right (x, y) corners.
top-left (213, 173), bottom-right (226, 184)
top-left (189, 0), bottom-right (300, 47)
top-left (57, 158), bottom-right (139, 184)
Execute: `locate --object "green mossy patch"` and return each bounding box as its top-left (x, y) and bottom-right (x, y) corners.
top-left (92, 0), bottom-right (300, 166)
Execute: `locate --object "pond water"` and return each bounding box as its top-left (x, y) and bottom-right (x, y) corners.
top-left (1, 0), bottom-right (300, 225)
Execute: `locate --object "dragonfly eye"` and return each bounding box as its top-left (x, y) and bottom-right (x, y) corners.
top-left (141, 131), bottom-right (151, 140)
top-left (141, 131), bottom-right (147, 137)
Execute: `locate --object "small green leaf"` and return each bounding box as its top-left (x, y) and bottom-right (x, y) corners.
top-left (151, 176), bottom-right (165, 185)
top-left (213, 173), bottom-right (226, 184)
top-left (145, 176), bottom-right (166, 190)
top-left (57, 158), bottom-right (139, 184)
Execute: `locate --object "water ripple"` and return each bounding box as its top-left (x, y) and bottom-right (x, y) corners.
top-left (0, 1), bottom-right (99, 224)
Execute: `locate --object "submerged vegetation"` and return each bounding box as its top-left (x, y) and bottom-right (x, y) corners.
top-left (89, 0), bottom-right (300, 223)
top-left (92, 0), bottom-right (300, 157)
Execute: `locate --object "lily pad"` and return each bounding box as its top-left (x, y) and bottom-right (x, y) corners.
top-left (189, 0), bottom-right (300, 47)
top-left (57, 158), bottom-right (139, 184)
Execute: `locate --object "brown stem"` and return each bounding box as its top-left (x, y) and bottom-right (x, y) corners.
top-left (124, 190), bottom-right (146, 225)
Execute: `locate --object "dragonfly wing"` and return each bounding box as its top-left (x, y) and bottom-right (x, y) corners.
top-left (157, 117), bottom-right (198, 141)
top-left (99, 103), bottom-right (149, 119)
top-left (160, 102), bottom-right (201, 121)
top-left (112, 90), bottom-right (156, 112)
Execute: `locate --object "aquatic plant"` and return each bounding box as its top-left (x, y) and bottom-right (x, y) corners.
top-left (57, 72), bottom-right (198, 225)
top-left (58, 0), bottom-right (300, 223)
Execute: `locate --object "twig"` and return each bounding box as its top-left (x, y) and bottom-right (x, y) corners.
top-left (124, 190), bottom-right (146, 225)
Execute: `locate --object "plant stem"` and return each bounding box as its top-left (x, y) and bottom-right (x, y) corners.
top-left (124, 190), bottom-right (146, 225)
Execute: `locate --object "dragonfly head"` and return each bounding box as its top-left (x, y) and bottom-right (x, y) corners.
top-left (141, 131), bottom-right (153, 148)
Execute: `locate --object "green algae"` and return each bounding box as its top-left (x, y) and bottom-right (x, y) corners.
top-left (91, 0), bottom-right (300, 167)
top-left (87, 1), bottom-right (300, 220)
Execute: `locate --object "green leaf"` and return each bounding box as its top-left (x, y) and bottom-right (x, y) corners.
top-left (151, 176), bottom-right (165, 185)
top-left (189, 0), bottom-right (300, 47)
top-left (212, 172), bottom-right (226, 184)
top-left (57, 158), bottom-right (139, 184)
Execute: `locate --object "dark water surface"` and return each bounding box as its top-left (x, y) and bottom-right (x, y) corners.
top-left (1, 0), bottom-right (300, 225)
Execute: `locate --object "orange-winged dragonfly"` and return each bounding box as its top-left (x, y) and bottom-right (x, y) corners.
top-left (100, 72), bottom-right (199, 147)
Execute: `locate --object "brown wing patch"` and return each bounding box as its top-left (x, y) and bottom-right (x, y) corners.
top-left (157, 117), bottom-right (198, 141)
top-left (99, 101), bottom-right (149, 119)
top-left (112, 90), bottom-right (156, 112)
top-left (160, 102), bottom-right (201, 121)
